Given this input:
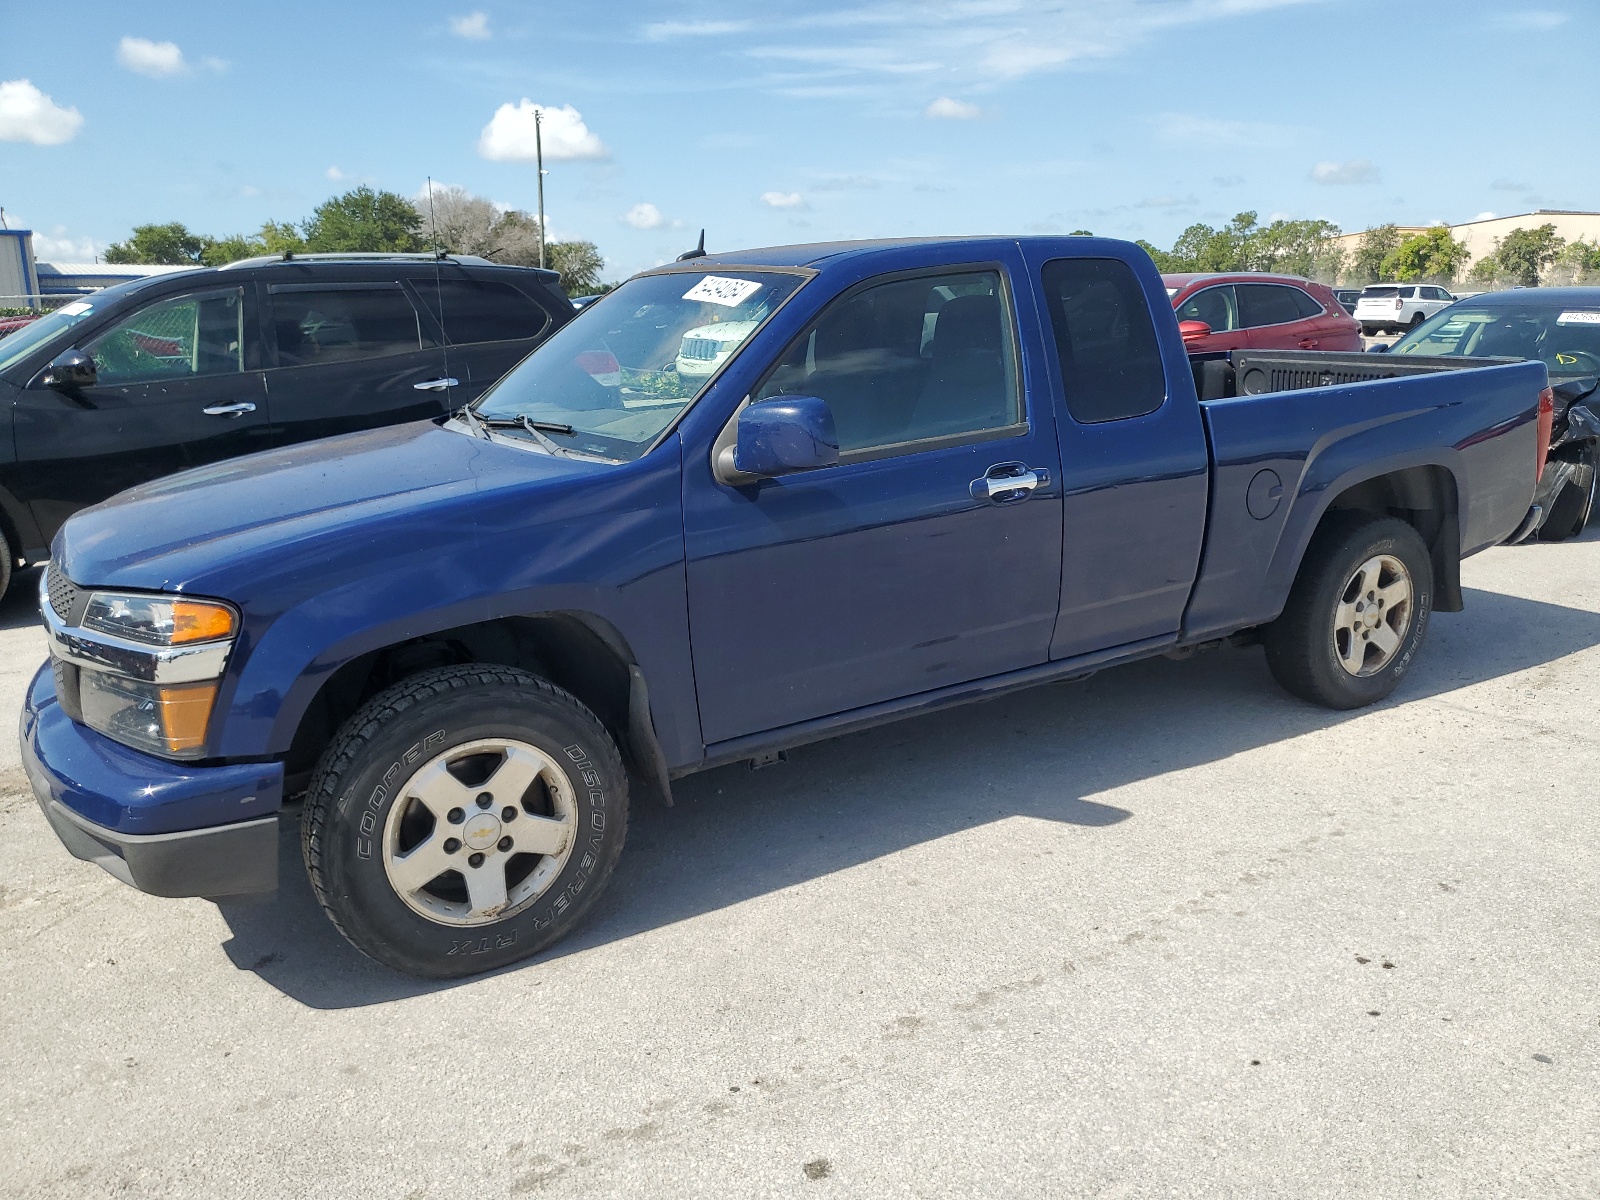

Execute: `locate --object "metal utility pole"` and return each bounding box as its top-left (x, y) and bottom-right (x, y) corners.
top-left (535, 108), bottom-right (547, 270)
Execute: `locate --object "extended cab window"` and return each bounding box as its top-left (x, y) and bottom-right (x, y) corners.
top-left (412, 278), bottom-right (551, 344)
top-left (83, 289), bottom-right (244, 385)
top-left (1041, 258), bottom-right (1166, 424)
top-left (270, 284), bottom-right (430, 366)
top-left (1237, 284), bottom-right (1305, 328)
top-left (754, 269), bottom-right (1021, 454)
top-left (1175, 285), bottom-right (1238, 332)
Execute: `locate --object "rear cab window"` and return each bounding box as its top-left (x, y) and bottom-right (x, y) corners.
top-left (1041, 257), bottom-right (1166, 424)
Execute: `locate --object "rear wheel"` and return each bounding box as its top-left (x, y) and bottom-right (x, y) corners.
top-left (0, 530), bottom-right (12, 601)
top-left (1541, 450), bottom-right (1598, 541)
top-left (303, 665), bottom-right (629, 978)
top-left (1408, 311), bottom-right (1426, 328)
top-left (1264, 515), bottom-right (1433, 709)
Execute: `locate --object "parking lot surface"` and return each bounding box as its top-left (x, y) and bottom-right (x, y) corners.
top-left (1, 534), bottom-right (1598, 1199)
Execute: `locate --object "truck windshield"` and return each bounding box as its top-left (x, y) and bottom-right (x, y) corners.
top-left (1392, 303), bottom-right (1600, 378)
top-left (472, 269), bottom-right (804, 461)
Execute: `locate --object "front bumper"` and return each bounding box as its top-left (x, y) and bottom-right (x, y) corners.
top-left (21, 663), bottom-right (283, 900)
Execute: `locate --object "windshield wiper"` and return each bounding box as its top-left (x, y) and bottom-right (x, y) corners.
top-left (473, 413), bottom-right (578, 458)
top-left (453, 407), bottom-right (490, 439)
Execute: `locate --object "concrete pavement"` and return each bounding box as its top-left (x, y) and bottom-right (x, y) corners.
top-left (0, 535), bottom-right (1597, 1198)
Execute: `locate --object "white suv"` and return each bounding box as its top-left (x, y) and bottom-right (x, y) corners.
top-left (1354, 284), bottom-right (1456, 335)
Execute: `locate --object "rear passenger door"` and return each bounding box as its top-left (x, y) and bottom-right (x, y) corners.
top-left (1023, 249), bottom-right (1211, 661)
top-left (1238, 283), bottom-right (1316, 349)
top-left (261, 279), bottom-right (451, 447)
top-left (405, 273), bottom-right (560, 405)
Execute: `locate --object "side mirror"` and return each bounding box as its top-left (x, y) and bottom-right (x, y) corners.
top-left (720, 396), bottom-right (839, 483)
top-left (1366, 342), bottom-right (1392, 354)
top-left (41, 349), bottom-right (97, 390)
top-left (1178, 320), bottom-right (1212, 343)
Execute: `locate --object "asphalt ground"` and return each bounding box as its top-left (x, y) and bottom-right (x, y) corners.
top-left (1, 530), bottom-right (1598, 1199)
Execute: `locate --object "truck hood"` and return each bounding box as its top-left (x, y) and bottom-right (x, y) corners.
top-left (56, 420), bottom-right (605, 590)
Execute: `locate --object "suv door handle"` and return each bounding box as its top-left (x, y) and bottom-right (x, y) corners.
top-left (413, 377), bottom-right (459, 392)
top-left (1298, 338), bottom-right (1319, 349)
top-left (202, 402), bottom-right (257, 418)
top-left (971, 462), bottom-right (1050, 503)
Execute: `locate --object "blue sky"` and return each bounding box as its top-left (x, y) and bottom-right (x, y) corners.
top-left (0, 1), bottom-right (1587, 278)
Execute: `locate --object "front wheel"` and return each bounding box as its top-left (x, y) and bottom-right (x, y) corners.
top-left (302, 665), bottom-right (629, 978)
top-left (1540, 450), bottom-right (1597, 541)
top-left (1264, 515), bottom-right (1433, 709)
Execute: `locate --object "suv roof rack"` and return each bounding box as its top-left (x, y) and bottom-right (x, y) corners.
top-left (216, 251), bottom-right (499, 270)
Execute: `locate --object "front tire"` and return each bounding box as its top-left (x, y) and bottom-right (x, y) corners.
top-left (1264, 515), bottom-right (1433, 709)
top-left (302, 665), bottom-right (629, 978)
top-left (1540, 450), bottom-right (1597, 541)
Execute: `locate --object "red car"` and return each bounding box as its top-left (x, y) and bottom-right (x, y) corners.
top-left (0, 312), bottom-right (40, 339)
top-left (1162, 273), bottom-right (1362, 355)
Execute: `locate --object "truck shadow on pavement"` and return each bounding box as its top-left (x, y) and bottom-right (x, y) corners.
top-left (217, 581), bottom-right (1600, 1007)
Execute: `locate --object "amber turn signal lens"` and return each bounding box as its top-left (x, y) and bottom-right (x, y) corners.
top-left (154, 681), bottom-right (221, 753)
top-left (170, 600), bottom-right (236, 644)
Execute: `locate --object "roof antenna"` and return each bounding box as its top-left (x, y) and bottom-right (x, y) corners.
top-left (676, 229), bottom-right (707, 262)
top-left (425, 176), bottom-right (454, 408)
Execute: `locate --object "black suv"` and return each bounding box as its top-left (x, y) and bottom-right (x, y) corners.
top-left (0, 253), bottom-right (573, 594)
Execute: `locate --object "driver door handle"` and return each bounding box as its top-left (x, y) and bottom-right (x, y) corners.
top-left (413, 377), bottom-right (459, 392)
top-left (201, 402), bottom-right (256, 418)
top-left (971, 462), bottom-right (1050, 503)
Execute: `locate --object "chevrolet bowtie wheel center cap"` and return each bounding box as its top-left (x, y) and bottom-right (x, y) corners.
top-left (463, 813), bottom-right (502, 851)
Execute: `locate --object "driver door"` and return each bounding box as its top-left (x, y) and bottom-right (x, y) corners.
top-left (13, 285), bottom-right (270, 543)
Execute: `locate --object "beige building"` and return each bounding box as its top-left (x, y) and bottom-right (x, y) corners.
top-left (1330, 210), bottom-right (1600, 280)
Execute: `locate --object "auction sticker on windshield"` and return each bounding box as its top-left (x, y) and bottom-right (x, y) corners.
top-left (1557, 311), bottom-right (1600, 325)
top-left (57, 301), bottom-right (93, 316)
top-left (683, 276), bottom-right (763, 307)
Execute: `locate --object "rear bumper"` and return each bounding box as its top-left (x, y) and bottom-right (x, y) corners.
top-left (21, 662), bottom-right (282, 900)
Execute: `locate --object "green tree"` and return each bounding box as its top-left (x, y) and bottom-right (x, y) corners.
top-left (1135, 239), bottom-right (1179, 271)
top-left (1168, 211), bottom-right (1260, 272)
top-left (301, 187), bottom-right (423, 253)
top-left (104, 222), bottom-right (208, 265)
top-left (546, 240), bottom-right (606, 294)
top-left (1381, 226), bottom-right (1470, 284)
top-left (1492, 224), bottom-right (1564, 287)
top-left (257, 220), bottom-right (307, 257)
top-left (1552, 239), bottom-right (1600, 285)
top-left (1251, 218), bottom-right (1344, 281)
top-left (1347, 225), bottom-right (1400, 286)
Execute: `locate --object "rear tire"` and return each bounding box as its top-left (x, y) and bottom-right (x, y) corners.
top-left (1540, 451), bottom-right (1597, 541)
top-left (0, 530), bottom-right (12, 601)
top-left (1408, 311), bottom-right (1425, 328)
top-left (302, 664), bottom-right (629, 979)
top-left (1264, 515), bottom-right (1433, 709)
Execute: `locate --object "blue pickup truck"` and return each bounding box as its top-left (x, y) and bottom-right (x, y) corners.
top-left (22, 236), bottom-right (1548, 978)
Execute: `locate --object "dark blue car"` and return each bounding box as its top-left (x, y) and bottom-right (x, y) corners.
top-left (22, 236), bottom-right (1546, 977)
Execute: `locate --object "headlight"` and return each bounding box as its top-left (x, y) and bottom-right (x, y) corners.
top-left (46, 582), bottom-right (238, 760)
top-left (82, 592), bottom-right (236, 646)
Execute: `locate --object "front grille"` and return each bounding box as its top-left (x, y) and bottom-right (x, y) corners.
top-left (47, 565), bottom-right (84, 623)
top-left (680, 337), bottom-right (720, 361)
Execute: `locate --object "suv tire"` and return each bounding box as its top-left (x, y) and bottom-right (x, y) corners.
top-left (303, 664), bottom-right (629, 978)
top-left (1541, 450), bottom-right (1597, 542)
top-left (1263, 514), bottom-right (1432, 710)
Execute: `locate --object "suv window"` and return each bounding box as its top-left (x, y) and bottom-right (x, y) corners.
top-left (84, 288), bottom-right (244, 386)
top-left (270, 284), bottom-right (430, 366)
top-left (1289, 287), bottom-right (1324, 319)
top-left (412, 278), bottom-right (551, 345)
top-left (1041, 257), bottom-right (1166, 424)
top-left (753, 269), bottom-right (1020, 455)
top-left (1236, 284), bottom-right (1305, 328)
top-left (1175, 285), bottom-right (1238, 331)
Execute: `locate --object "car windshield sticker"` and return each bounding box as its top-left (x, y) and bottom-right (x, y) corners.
top-left (1556, 311), bottom-right (1600, 325)
top-left (683, 276), bottom-right (762, 308)
top-left (57, 301), bottom-right (93, 316)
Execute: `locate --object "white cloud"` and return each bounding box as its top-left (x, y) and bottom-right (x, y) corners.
top-left (450, 11), bottom-right (491, 39)
top-left (326, 166), bottom-right (346, 180)
top-left (0, 79), bottom-right (83, 145)
top-left (1311, 159), bottom-right (1380, 186)
top-left (925, 96), bottom-right (980, 120)
top-left (117, 36), bottom-right (186, 77)
top-left (478, 100), bottom-right (608, 162)
top-left (760, 191), bottom-right (807, 209)
top-left (1156, 112), bottom-right (1294, 147)
top-left (31, 227), bottom-right (99, 261)
top-left (1495, 9), bottom-right (1567, 29)
top-left (1472, 211), bottom-right (1498, 222)
top-left (624, 202), bottom-right (668, 230)
top-left (747, 0), bottom-right (1321, 84)
top-left (642, 19), bottom-right (751, 40)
